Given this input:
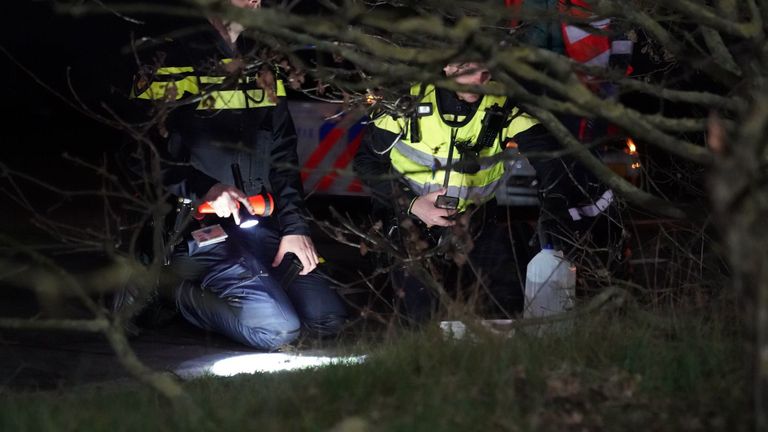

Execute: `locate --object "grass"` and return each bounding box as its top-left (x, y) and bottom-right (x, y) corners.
top-left (0, 308), bottom-right (749, 432)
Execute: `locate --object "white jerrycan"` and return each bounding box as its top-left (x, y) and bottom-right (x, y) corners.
top-left (524, 245), bottom-right (576, 318)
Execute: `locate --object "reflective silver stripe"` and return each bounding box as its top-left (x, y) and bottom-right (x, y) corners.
top-left (394, 140), bottom-right (447, 167)
top-left (568, 189), bottom-right (614, 221)
top-left (393, 140), bottom-right (499, 170)
top-left (404, 177), bottom-right (503, 203)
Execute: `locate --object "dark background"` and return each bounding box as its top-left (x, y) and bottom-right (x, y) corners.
top-left (2, 2), bottom-right (147, 189)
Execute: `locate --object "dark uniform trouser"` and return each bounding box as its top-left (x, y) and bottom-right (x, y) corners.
top-left (169, 221), bottom-right (347, 350)
top-left (393, 202), bottom-right (533, 323)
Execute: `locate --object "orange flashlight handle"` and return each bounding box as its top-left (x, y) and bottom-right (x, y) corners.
top-left (196, 193), bottom-right (274, 217)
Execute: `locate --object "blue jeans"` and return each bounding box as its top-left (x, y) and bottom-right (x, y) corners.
top-left (169, 221), bottom-right (347, 350)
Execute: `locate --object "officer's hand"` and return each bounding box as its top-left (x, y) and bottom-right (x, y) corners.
top-left (272, 234), bottom-right (319, 275)
top-left (410, 188), bottom-right (457, 227)
top-left (201, 183), bottom-right (255, 225)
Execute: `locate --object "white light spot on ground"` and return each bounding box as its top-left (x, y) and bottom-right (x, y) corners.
top-left (209, 353), bottom-right (366, 376)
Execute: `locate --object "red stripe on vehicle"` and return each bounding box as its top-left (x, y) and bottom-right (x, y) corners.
top-left (301, 127), bottom-right (344, 182)
top-left (316, 128), bottom-right (365, 192)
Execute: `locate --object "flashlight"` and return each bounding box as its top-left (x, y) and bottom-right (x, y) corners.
top-left (196, 194), bottom-right (273, 227)
top-left (195, 164), bottom-right (274, 228)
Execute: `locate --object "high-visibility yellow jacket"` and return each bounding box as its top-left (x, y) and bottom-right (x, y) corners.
top-left (372, 83), bottom-right (538, 211)
top-left (132, 59), bottom-right (286, 110)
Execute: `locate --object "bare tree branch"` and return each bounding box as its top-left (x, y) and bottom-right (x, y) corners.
top-left (524, 104), bottom-right (686, 219)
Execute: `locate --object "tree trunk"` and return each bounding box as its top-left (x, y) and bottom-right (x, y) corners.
top-left (709, 91), bottom-right (768, 431)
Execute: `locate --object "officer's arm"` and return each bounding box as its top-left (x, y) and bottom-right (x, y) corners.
top-left (269, 98), bottom-right (311, 236)
top-left (513, 123), bottom-right (584, 203)
top-left (354, 123), bottom-right (420, 220)
top-left (353, 124), bottom-right (395, 196)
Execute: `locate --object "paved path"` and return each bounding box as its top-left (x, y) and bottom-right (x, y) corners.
top-left (0, 317), bottom-right (259, 390)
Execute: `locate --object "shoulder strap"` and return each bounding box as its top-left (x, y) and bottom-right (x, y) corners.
top-left (408, 83), bottom-right (428, 142)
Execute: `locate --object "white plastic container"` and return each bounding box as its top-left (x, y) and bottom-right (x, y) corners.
top-left (439, 319), bottom-right (517, 340)
top-left (439, 321), bottom-right (468, 340)
top-left (524, 246), bottom-right (576, 318)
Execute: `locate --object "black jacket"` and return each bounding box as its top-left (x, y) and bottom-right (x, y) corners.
top-left (130, 21), bottom-right (309, 236)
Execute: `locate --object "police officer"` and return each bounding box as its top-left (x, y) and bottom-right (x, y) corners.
top-left (128, 0), bottom-right (346, 349)
top-left (355, 62), bottom-right (548, 322)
